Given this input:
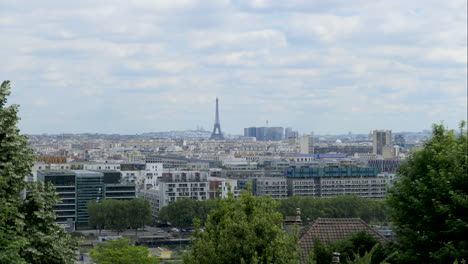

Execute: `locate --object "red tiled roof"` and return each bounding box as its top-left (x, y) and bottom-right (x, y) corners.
top-left (298, 218), bottom-right (386, 262)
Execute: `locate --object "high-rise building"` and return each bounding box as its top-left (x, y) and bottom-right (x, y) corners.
top-left (244, 127), bottom-right (257, 138)
top-left (243, 126), bottom-right (285, 141)
top-left (372, 130), bottom-right (392, 155)
top-left (268, 127), bottom-right (284, 141)
top-left (300, 135), bottom-right (314, 154)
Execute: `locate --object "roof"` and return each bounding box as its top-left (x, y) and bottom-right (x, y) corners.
top-left (295, 154), bottom-right (348, 159)
top-left (298, 218), bottom-right (386, 262)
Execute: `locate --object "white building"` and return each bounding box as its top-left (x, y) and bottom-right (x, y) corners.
top-left (158, 171), bottom-right (210, 207)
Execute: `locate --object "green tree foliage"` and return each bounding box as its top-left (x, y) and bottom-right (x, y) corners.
top-left (88, 198), bottom-right (152, 234)
top-left (183, 190), bottom-right (299, 264)
top-left (158, 198), bottom-right (216, 228)
top-left (386, 122), bottom-right (468, 263)
top-left (128, 198), bottom-right (153, 235)
top-left (0, 80), bottom-right (76, 263)
top-left (278, 195), bottom-right (388, 224)
top-left (90, 237), bottom-right (159, 264)
top-left (19, 182), bottom-right (77, 263)
top-left (307, 232), bottom-right (389, 264)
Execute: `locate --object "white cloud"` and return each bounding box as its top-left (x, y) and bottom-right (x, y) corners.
top-left (291, 14), bottom-right (361, 42)
top-left (0, 0), bottom-right (466, 134)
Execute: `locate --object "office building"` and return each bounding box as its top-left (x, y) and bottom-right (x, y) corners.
top-left (38, 170), bottom-right (136, 230)
top-left (243, 126), bottom-right (285, 141)
top-left (372, 130), bottom-right (392, 155)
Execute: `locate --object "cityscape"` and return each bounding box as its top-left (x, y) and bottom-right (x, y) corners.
top-left (0, 0), bottom-right (467, 263)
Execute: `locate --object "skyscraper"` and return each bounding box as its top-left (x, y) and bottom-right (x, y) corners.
top-left (372, 130), bottom-right (392, 155)
top-left (300, 135), bottom-right (314, 154)
top-left (210, 98), bottom-right (224, 140)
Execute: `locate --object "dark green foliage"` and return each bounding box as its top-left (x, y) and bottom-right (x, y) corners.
top-left (90, 237), bottom-right (159, 264)
top-left (19, 182), bottom-right (77, 263)
top-left (307, 237), bottom-right (332, 264)
top-left (184, 190), bottom-right (299, 264)
top-left (158, 198), bottom-right (216, 228)
top-left (307, 232), bottom-right (389, 264)
top-left (386, 122), bottom-right (468, 263)
top-left (278, 195), bottom-right (388, 224)
top-left (0, 80), bottom-right (76, 263)
top-left (88, 198), bottom-right (152, 234)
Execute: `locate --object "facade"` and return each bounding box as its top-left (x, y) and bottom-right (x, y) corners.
top-left (37, 170), bottom-right (77, 225)
top-left (37, 170), bottom-right (136, 230)
top-left (253, 177), bottom-right (288, 199)
top-left (243, 126), bottom-right (284, 141)
top-left (244, 127), bottom-right (257, 138)
top-left (139, 189), bottom-right (160, 218)
top-left (158, 171), bottom-right (210, 207)
top-left (372, 130), bottom-right (392, 155)
top-left (286, 167), bottom-right (387, 199)
top-left (75, 170), bottom-right (104, 228)
top-left (367, 159), bottom-right (405, 173)
top-left (300, 135), bottom-right (315, 154)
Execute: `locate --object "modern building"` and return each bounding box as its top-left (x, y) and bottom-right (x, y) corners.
top-left (243, 126), bottom-right (285, 141)
top-left (244, 127), bottom-right (257, 138)
top-left (158, 171), bottom-right (210, 207)
top-left (286, 167), bottom-right (387, 199)
top-left (37, 170), bottom-right (136, 230)
top-left (372, 130), bottom-right (392, 155)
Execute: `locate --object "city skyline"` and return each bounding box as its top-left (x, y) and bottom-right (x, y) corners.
top-left (1, 0), bottom-right (466, 135)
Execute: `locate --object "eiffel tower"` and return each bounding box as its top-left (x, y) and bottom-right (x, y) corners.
top-left (210, 97), bottom-right (224, 140)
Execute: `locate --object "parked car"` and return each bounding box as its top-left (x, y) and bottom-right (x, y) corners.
top-left (170, 228), bottom-right (180, 232)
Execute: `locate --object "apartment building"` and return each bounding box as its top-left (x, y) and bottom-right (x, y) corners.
top-left (285, 167), bottom-right (387, 199)
top-left (253, 177), bottom-right (288, 199)
top-left (158, 171), bottom-right (210, 207)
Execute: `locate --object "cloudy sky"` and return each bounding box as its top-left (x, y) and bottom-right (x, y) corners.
top-left (1, 0), bottom-right (466, 135)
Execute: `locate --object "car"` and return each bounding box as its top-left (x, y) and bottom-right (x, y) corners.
top-left (170, 228), bottom-right (180, 232)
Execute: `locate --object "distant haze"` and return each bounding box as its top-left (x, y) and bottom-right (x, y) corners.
top-left (1, 0), bottom-right (466, 134)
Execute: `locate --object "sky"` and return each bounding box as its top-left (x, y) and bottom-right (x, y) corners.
top-left (1, 0), bottom-right (466, 135)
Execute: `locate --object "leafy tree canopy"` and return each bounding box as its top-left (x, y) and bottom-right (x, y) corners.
top-left (88, 198), bottom-right (152, 235)
top-left (0, 80), bottom-right (76, 263)
top-left (278, 195), bottom-right (388, 224)
top-left (386, 122), bottom-right (468, 263)
top-left (184, 189), bottom-right (299, 264)
top-left (158, 198), bottom-right (216, 228)
top-left (90, 237), bottom-right (159, 264)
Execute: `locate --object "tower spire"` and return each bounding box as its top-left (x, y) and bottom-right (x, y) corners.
top-left (210, 97), bottom-right (224, 140)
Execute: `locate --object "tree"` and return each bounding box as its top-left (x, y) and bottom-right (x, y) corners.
top-left (183, 189), bottom-right (299, 264)
top-left (128, 198), bottom-right (153, 235)
top-left (88, 200), bottom-right (107, 235)
top-left (0, 80), bottom-right (76, 263)
top-left (306, 232), bottom-right (391, 264)
top-left (90, 237), bottom-right (159, 264)
top-left (158, 198), bottom-right (216, 228)
top-left (88, 198), bottom-right (153, 234)
top-left (19, 182), bottom-right (77, 263)
top-left (278, 195), bottom-right (388, 224)
top-left (386, 122), bottom-right (468, 263)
